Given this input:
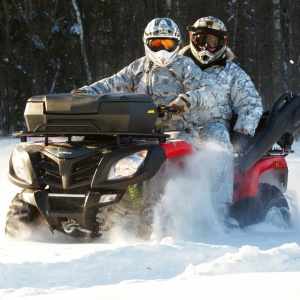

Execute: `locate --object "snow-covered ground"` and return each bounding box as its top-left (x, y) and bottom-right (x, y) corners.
top-left (1, 138), bottom-right (300, 300)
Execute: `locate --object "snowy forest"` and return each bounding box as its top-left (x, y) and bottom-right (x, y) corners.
top-left (0, 0), bottom-right (299, 136)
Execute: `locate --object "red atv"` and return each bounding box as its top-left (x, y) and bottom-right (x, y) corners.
top-left (5, 91), bottom-right (300, 239)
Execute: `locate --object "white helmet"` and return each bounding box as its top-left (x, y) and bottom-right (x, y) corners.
top-left (187, 16), bottom-right (228, 66)
top-left (143, 18), bottom-right (181, 67)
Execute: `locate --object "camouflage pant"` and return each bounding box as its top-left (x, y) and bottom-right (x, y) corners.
top-left (197, 120), bottom-right (233, 151)
top-left (198, 120), bottom-right (234, 222)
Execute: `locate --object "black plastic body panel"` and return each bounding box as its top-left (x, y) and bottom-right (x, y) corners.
top-left (235, 92), bottom-right (300, 173)
top-left (24, 93), bottom-right (158, 134)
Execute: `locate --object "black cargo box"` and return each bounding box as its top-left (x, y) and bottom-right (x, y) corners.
top-left (24, 93), bottom-right (158, 134)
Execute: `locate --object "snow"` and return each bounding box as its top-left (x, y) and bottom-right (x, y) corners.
top-left (1, 138), bottom-right (300, 299)
top-left (70, 24), bottom-right (80, 35)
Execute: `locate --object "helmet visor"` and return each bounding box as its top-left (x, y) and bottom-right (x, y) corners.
top-left (191, 34), bottom-right (221, 50)
top-left (148, 38), bottom-right (177, 52)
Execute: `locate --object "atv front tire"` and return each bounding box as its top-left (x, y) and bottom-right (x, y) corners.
top-left (5, 193), bottom-right (41, 237)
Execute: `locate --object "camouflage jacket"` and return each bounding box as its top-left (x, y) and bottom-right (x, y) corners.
top-left (77, 54), bottom-right (208, 131)
top-left (179, 45), bottom-right (263, 136)
top-left (78, 55), bottom-right (205, 105)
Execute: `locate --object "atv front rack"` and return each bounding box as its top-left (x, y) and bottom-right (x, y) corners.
top-left (14, 126), bottom-right (170, 145)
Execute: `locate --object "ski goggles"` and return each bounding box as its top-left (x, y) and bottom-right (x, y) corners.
top-left (191, 33), bottom-right (222, 49)
top-left (148, 38), bottom-right (178, 52)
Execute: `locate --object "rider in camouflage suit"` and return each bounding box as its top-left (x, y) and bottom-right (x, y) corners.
top-left (173, 16), bottom-right (263, 227)
top-left (176, 16), bottom-right (263, 146)
top-left (71, 18), bottom-right (208, 146)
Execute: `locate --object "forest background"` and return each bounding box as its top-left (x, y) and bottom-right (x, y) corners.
top-left (0, 0), bottom-right (299, 136)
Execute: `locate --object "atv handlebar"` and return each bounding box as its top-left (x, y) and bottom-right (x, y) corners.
top-left (157, 105), bottom-right (183, 118)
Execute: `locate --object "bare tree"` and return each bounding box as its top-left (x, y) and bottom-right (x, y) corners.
top-left (0, 0), bottom-right (299, 137)
top-left (1, 0), bottom-right (16, 135)
top-left (272, 0), bottom-right (283, 96)
top-left (72, 0), bottom-right (92, 84)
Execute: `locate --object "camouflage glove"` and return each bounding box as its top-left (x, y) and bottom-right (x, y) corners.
top-left (169, 94), bottom-right (191, 114)
top-left (71, 89), bottom-right (88, 95)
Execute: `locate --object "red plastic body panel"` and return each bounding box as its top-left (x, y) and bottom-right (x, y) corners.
top-left (161, 142), bottom-right (288, 204)
top-left (161, 140), bottom-right (195, 158)
top-left (233, 156), bottom-right (288, 203)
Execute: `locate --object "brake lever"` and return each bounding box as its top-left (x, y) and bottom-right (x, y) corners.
top-left (157, 105), bottom-right (179, 118)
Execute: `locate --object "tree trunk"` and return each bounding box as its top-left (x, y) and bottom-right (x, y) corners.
top-left (272, 0), bottom-right (283, 98)
top-left (72, 0), bottom-right (92, 85)
top-left (1, 0), bottom-right (16, 135)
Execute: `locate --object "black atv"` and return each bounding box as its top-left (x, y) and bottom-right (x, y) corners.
top-left (5, 91), bottom-right (300, 240)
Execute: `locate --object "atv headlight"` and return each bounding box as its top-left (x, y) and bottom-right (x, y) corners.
top-left (108, 150), bottom-right (148, 180)
top-left (99, 194), bottom-right (117, 203)
top-left (11, 148), bottom-right (30, 182)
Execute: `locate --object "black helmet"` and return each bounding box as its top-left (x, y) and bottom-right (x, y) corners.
top-left (187, 16), bottom-right (228, 65)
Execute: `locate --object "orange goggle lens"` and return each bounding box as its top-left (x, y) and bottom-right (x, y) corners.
top-left (150, 39), bottom-right (175, 50)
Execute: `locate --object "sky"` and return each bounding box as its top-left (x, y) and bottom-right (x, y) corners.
top-left (1, 137), bottom-right (300, 300)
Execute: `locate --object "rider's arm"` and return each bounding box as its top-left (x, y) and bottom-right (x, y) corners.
top-left (230, 63), bottom-right (263, 136)
top-left (73, 59), bottom-right (143, 95)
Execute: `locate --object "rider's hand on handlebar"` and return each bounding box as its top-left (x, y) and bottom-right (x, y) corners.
top-left (169, 94), bottom-right (191, 114)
